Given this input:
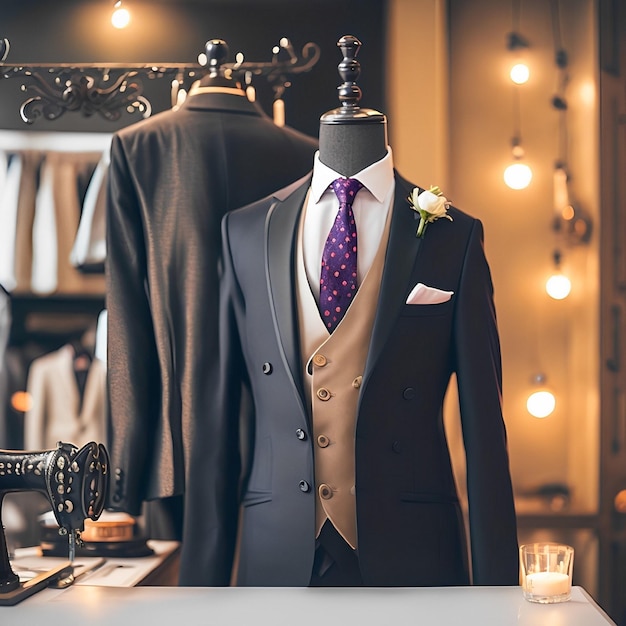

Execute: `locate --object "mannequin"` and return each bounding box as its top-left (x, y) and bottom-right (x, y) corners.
top-left (179, 35), bottom-right (518, 587)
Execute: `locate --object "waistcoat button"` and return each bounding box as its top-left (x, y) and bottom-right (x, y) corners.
top-left (313, 354), bottom-right (327, 367)
top-left (262, 362), bottom-right (273, 375)
top-left (316, 388), bottom-right (331, 401)
top-left (352, 376), bottom-right (362, 389)
top-left (319, 484), bottom-right (333, 500)
top-left (296, 428), bottom-right (307, 440)
top-left (317, 435), bottom-right (330, 448)
top-left (402, 387), bottom-right (415, 400)
top-left (299, 480), bottom-right (311, 492)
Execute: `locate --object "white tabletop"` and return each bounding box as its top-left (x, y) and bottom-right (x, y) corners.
top-left (0, 585), bottom-right (616, 625)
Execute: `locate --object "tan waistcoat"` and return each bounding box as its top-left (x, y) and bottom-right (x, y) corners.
top-left (295, 197), bottom-right (392, 549)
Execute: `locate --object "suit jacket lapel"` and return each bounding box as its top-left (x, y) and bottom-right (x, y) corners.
top-left (362, 173), bottom-right (424, 387)
top-left (265, 177), bottom-right (311, 407)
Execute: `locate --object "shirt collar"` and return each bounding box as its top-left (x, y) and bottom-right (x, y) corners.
top-left (309, 146), bottom-right (394, 204)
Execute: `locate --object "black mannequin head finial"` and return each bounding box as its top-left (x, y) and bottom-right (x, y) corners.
top-left (318, 35), bottom-right (388, 177)
top-left (320, 34), bottom-right (385, 126)
top-left (205, 39), bottom-right (229, 79)
top-left (336, 35), bottom-right (362, 110)
top-left (202, 39), bottom-right (232, 86)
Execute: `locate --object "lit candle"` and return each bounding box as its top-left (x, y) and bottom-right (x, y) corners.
top-left (526, 571), bottom-right (570, 596)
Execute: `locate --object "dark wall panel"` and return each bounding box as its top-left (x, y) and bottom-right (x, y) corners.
top-left (0, 0), bottom-right (388, 137)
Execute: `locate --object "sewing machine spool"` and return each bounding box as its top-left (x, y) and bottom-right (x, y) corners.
top-left (0, 441), bottom-right (109, 605)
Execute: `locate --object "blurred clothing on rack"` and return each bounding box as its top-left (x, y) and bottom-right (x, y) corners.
top-left (23, 342), bottom-right (106, 450)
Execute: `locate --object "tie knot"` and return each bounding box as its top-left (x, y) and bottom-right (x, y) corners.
top-left (331, 177), bottom-right (364, 206)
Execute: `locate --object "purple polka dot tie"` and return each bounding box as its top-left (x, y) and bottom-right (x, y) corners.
top-left (319, 177), bottom-right (364, 332)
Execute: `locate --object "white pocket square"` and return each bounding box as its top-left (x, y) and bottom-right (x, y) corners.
top-left (406, 282), bottom-right (454, 305)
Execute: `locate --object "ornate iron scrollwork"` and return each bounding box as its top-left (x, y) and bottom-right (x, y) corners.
top-left (0, 38), bottom-right (320, 125)
top-left (3, 65), bottom-right (159, 124)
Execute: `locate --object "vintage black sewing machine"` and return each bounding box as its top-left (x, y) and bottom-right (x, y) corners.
top-left (0, 441), bottom-right (108, 605)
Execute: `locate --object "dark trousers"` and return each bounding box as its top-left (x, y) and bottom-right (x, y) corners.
top-left (309, 520), bottom-right (363, 586)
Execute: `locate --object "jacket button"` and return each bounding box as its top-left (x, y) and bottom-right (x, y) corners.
top-left (392, 441), bottom-right (401, 453)
top-left (403, 387), bottom-right (415, 400)
top-left (317, 435), bottom-right (330, 448)
top-left (319, 484), bottom-right (333, 500)
top-left (299, 480), bottom-right (311, 492)
top-left (316, 388), bottom-right (331, 401)
top-left (296, 428), bottom-right (307, 440)
top-left (313, 354), bottom-right (327, 367)
top-left (262, 362), bottom-right (273, 375)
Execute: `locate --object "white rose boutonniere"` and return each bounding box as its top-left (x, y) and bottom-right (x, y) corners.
top-left (407, 185), bottom-right (453, 238)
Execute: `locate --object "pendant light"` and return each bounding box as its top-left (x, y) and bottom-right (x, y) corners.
top-left (504, 0), bottom-right (532, 190)
top-left (111, 1), bottom-right (131, 29)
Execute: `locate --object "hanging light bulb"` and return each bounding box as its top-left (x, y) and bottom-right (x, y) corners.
top-left (546, 273), bottom-right (571, 299)
top-left (504, 162), bottom-right (532, 189)
top-left (527, 390), bottom-right (556, 418)
top-left (510, 62), bottom-right (529, 84)
top-left (526, 374), bottom-right (556, 418)
top-left (111, 1), bottom-right (131, 29)
top-left (504, 9), bottom-right (531, 189)
top-left (507, 29), bottom-right (530, 85)
top-left (545, 249), bottom-right (571, 300)
top-left (504, 138), bottom-right (532, 189)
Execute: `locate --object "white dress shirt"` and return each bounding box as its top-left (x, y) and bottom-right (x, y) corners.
top-left (302, 147), bottom-right (395, 301)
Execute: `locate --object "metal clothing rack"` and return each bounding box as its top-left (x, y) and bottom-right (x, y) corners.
top-left (0, 37), bottom-right (320, 125)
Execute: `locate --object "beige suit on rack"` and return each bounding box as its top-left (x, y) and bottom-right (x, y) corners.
top-left (24, 344), bottom-right (107, 451)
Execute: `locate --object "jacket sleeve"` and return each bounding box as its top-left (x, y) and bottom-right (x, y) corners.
top-left (453, 218), bottom-right (519, 585)
top-left (105, 134), bottom-right (160, 514)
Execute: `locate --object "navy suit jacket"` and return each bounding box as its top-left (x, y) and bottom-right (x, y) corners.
top-left (180, 171), bottom-right (519, 586)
